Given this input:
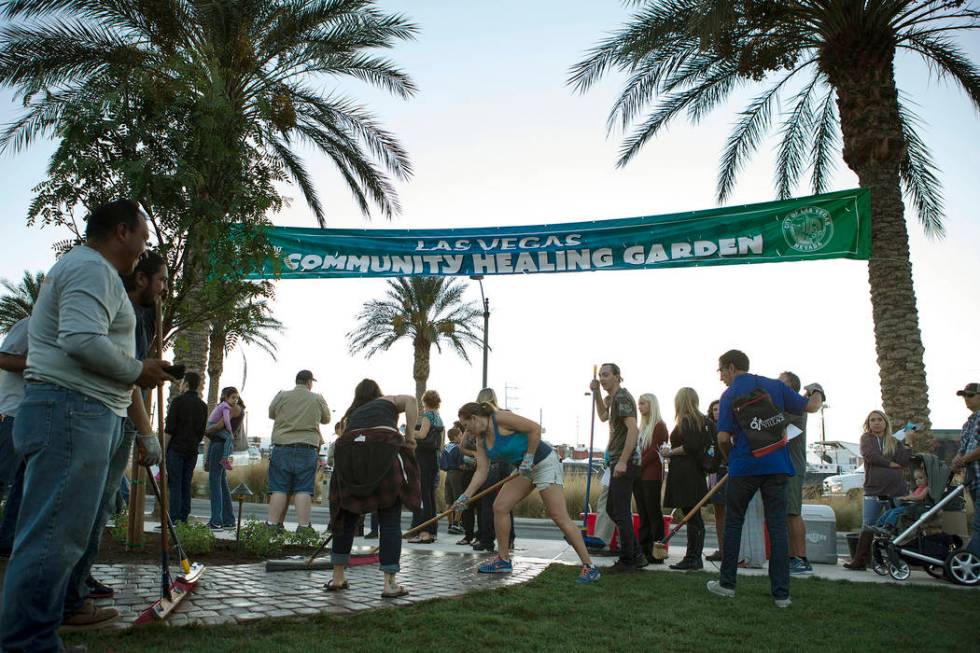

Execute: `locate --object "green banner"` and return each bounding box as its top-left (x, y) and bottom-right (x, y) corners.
top-left (245, 188), bottom-right (870, 279)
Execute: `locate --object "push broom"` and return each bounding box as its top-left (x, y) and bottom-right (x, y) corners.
top-left (652, 474), bottom-right (728, 561)
top-left (266, 471), bottom-right (520, 572)
top-left (134, 300), bottom-right (205, 624)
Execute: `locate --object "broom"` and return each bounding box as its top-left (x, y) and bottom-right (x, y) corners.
top-left (651, 474), bottom-right (728, 561)
top-left (402, 471), bottom-right (520, 540)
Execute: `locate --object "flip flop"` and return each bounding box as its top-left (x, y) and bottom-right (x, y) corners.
top-left (381, 585), bottom-right (410, 598)
top-left (323, 579), bottom-right (350, 592)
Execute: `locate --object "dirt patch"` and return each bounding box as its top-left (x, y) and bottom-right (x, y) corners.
top-left (91, 531), bottom-right (318, 566)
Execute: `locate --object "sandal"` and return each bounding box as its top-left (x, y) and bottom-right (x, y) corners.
top-left (406, 535), bottom-right (423, 544)
top-left (323, 579), bottom-right (350, 592)
top-left (381, 584), bottom-right (410, 598)
top-left (456, 537), bottom-right (473, 546)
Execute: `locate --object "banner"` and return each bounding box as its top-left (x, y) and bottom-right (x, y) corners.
top-left (245, 188), bottom-right (870, 280)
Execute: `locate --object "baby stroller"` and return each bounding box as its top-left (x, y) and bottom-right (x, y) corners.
top-left (870, 453), bottom-right (978, 586)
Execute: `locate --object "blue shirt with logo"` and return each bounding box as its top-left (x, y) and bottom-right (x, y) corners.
top-left (718, 374), bottom-right (808, 477)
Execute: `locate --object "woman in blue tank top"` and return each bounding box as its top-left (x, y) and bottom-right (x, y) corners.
top-left (455, 402), bottom-right (600, 584)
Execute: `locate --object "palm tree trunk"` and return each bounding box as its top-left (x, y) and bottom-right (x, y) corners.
top-left (206, 323), bottom-right (226, 411)
top-left (413, 340), bottom-right (430, 406)
top-left (830, 54), bottom-right (932, 451)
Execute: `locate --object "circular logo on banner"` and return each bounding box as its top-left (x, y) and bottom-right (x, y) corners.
top-left (782, 206), bottom-right (834, 253)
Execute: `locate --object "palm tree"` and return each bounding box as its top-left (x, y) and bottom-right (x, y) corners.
top-left (569, 1), bottom-right (979, 446)
top-left (0, 0), bottom-right (418, 377)
top-left (0, 271), bottom-right (44, 333)
top-left (347, 277), bottom-right (483, 403)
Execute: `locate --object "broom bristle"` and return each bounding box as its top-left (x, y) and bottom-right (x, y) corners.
top-left (652, 542), bottom-right (669, 560)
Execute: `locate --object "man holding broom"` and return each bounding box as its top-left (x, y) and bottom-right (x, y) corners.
top-left (706, 350), bottom-right (824, 608)
top-left (0, 201), bottom-right (175, 651)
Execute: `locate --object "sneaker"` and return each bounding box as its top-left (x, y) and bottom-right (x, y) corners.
top-left (447, 524), bottom-right (463, 535)
top-left (605, 560), bottom-right (638, 574)
top-left (472, 541), bottom-right (495, 552)
top-left (774, 597), bottom-right (792, 608)
top-left (706, 580), bottom-right (735, 598)
top-left (478, 557), bottom-right (513, 574)
top-left (61, 599), bottom-right (120, 631)
top-left (84, 575), bottom-right (114, 600)
top-left (789, 557), bottom-right (813, 576)
top-left (669, 558), bottom-right (703, 571)
top-left (296, 523), bottom-right (317, 536)
top-left (633, 556), bottom-right (650, 569)
top-left (577, 564), bottom-right (601, 584)
top-left (207, 523), bottom-right (224, 531)
top-left (221, 459), bottom-right (233, 471)
top-left (705, 550), bottom-right (723, 562)
top-left (365, 531), bottom-right (379, 539)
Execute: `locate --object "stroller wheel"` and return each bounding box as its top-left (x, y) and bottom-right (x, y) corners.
top-left (871, 541), bottom-right (889, 576)
top-left (924, 564), bottom-right (947, 580)
top-left (887, 558), bottom-right (911, 581)
top-left (944, 550), bottom-right (980, 587)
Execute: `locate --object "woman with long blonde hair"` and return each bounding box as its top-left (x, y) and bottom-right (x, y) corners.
top-left (844, 409), bottom-right (911, 570)
top-left (663, 387), bottom-right (709, 570)
top-left (634, 393), bottom-right (669, 564)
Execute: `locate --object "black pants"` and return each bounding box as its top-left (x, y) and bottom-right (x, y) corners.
top-left (411, 449), bottom-right (439, 536)
top-left (679, 505), bottom-right (704, 561)
top-left (633, 478), bottom-right (664, 559)
top-left (606, 463), bottom-right (640, 563)
top-left (478, 462), bottom-right (515, 547)
top-left (721, 474), bottom-right (790, 600)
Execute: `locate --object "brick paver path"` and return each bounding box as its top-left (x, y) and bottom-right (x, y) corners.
top-left (88, 550), bottom-right (548, 628)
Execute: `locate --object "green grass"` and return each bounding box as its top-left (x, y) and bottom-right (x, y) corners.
top-left (68, 566), bottom-right (976, 652)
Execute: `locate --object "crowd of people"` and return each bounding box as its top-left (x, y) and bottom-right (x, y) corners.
top-left (0, 199), bottom-right (978, 651)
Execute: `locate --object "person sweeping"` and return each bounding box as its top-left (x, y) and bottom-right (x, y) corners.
top-left (455, 402), bottom-right (600, 584)
top-left (326, 379), bottom-right (419, 599)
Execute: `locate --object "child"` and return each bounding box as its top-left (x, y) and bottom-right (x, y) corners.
top-left (208, 387), bottom-right (240, 471)
top-left (875, 467), bottom-right (928, 533)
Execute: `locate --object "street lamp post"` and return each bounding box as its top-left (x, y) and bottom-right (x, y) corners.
top-left (470, 275), bottom-right (489, 388)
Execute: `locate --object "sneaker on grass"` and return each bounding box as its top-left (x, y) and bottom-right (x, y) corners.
top-left (478, 557), bottom-right (513, 574)
top-left (706, 580), bottom-right (735, 598)
top-left (577, 564), bottom-right (601, 584)
top-left (774, 597), bottom-right (792, 608)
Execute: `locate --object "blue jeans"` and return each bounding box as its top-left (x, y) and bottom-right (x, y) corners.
top-left (167, 449), bottom-right (198, 523)
top-left (208, 440), bottom-right (234, 526)
top-left (0, 459), bottom-right (24, 555)
top-left (332, 500), bottom-right (402, 572)
top-left (862, 495), bottom-right (891, 526)
top-left (63, 420), bottom-right (133, 616)
top-left (0, 416), bottom-right (18, 500)
top-left (969, 485), bottom-right (979, 557)
top-left (0, 383), bottom-right (123, 653)
top-left (720, 474), bottom-right (790, 601)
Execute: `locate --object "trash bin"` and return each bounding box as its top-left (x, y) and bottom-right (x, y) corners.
top-left (583, 512), bottom-right (672, 553)
top-left (802, 504), bottom-right (838, 564)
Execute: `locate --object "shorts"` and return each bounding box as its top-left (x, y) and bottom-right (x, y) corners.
top-left (786, 470), bottom-right (804, 516)
top-left (268, 445), bottom-right (318, 495)
top-left (529, 451), bottom-right (564, 491)
top-left (709, 466), bottom-right (728, 505)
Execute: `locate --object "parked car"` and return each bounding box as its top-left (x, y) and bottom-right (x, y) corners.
top-left (562, 458), bottom-right (606, 479)
top-left (822, 465), bottom-right (865, 496)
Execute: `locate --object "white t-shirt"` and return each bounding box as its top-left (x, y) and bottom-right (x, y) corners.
top-left (0, 317), bottom-right (29, 416)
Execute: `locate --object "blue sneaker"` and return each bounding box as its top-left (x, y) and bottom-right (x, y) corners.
top-left (789, 557), bottom-right (813, 575)
top-left (577, 564), bottom-right (601, 584)
top-left (478, 557), bottom-right (513, 574)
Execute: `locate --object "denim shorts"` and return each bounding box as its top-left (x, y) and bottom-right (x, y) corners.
top-left (530, 451), bottom-right (564, 491)
top-left (268, 446), bottom-right (318, 495)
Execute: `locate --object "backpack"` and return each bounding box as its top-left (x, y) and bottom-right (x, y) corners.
top-left (439, 442), bottom-right (462, 471)
top-left (701, 420), bottom-right (721, 473)
top-left (731, 378), bottom-right (789, 458)
top-left (415, 411), bottom-right (444, 452)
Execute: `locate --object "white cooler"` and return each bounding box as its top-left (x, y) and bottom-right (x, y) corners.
top-left (802, 504), bottom-right (838, 564)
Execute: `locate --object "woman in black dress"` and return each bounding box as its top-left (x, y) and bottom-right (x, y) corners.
top-left (663, 387), bottom-right (709, 570)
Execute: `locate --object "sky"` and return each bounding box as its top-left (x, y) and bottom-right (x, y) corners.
top-left (1, 1), bottom-right (978, 453)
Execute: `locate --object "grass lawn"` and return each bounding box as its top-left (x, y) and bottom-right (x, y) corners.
top-left (69, 566), bottom-right (975, 652)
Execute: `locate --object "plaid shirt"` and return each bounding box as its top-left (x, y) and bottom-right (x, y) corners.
top-left (959, 410), bottom-right (980, 491)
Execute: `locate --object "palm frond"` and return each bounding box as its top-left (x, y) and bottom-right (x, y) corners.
top-left (808, 89), bottom-right (839, 195)
top-left (775, 73), bottom-right (822, 199)
top-left (897, 99), bottom-right (945, 237)
top-left (898, 30), bottom-right (980, 111)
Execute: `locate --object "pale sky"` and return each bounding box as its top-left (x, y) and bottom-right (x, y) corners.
top-left (1, 2), bottom-right (978, 451)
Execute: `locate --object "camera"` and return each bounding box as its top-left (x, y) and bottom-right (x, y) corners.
top-left (164, 363), bottom-right (186, 380)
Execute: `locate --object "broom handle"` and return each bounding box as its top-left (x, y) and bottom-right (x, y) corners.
top-left (155, 299), bottom-right (169, 559)
top-left (403, 471), bottom-right (520, 539)
top-left (662, 474), bottom-right (728, 544)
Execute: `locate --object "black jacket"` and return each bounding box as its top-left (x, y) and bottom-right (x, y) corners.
top-left (165, 391), bottom-right (208, 457)
top-left (663, 418), bottom-right (709, 509)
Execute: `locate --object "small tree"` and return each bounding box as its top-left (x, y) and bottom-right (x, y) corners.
top-left (0, 271), bottom-right (44, 333)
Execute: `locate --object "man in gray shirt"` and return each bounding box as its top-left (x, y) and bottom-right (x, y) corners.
top-left (0, 317), bottom-right (29, 501)
top-left (0, 200), bottom-right (174, 652)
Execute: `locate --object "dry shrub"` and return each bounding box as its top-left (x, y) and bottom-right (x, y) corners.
top-left (193, 460), bottom-right (271, 503)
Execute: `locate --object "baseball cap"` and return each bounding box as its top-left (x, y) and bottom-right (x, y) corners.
top-left (955, 383), bottom-right (979, 396)
top-left (296, 370), bottom-right (317, 383)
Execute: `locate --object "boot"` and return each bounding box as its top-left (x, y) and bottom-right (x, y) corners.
top-left (843, 530), bottom-right (873, 570)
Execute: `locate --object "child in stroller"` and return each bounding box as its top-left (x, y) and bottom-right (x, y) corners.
top-left (870, 453), bottom-right (979, 586)
top-left (871, 467), bottom-right (929, 534)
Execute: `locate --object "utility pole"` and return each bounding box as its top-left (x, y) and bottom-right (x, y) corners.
top-left (470, 275), bottom-right (489, 389)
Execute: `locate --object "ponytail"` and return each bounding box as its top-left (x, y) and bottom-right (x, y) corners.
top-left (458, 401), bottom-right (495, 420)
